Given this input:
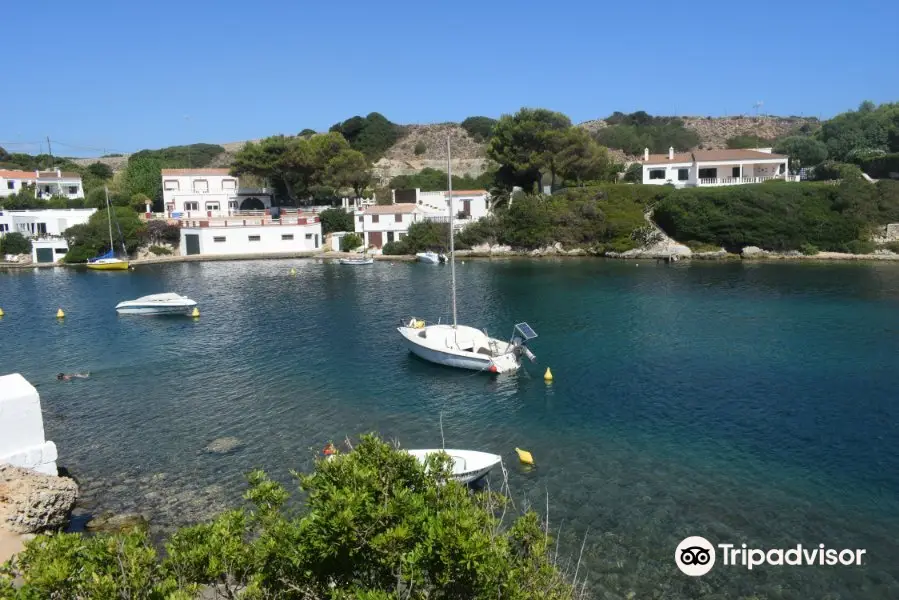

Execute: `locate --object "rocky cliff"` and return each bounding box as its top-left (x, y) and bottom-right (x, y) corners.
top-left (0, 464), bottom-right (78, 534)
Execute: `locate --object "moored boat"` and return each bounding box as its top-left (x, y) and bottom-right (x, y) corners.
top-left (115, 293), bottom-right (197, 315)
top-left (339, 257), bottom-right (374, 265)
top-left (87, 187), bottom-right (130, 271)
top-left (406, 448), bottom-right (502, 484)
top-left (415, 251), bottom-right (441, 264)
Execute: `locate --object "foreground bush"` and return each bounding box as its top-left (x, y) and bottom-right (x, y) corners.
top-left (0, 435), bottom-right (578, 599)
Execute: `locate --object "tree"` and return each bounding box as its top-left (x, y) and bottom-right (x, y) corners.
top-left (0, 232), bottom-right (32, 255)
top-left (414, 141), bottom-right (426, 155)
top-left (326, 148), bottom-right (372, 198)
top-left (593, 112), bottom-right (700, 155)
top-left (86, 162), bottom-right (113, 179)
top-left (816, 102), bottom-right (899, 160)
top-left (557, 128), bottom-right (617, 185)
top-left (340, 232), bottom-right (363, 251)
top-left (319, 208), bottom-right (355, 234)
top-left (129, 143), bottom-right (225, 168)
top-left (623, 162), bottom-right (643, 183)
top-left (121, 157), bottom-right (163, 205)
top-left (774, 136), bottom-right (829, 172)
top-left (330, 113), bottom-right (403, 159)
top-left (298, 128), bottom-right (317, 137)
top-left (0, 188), bottom-right (39, 209)
top-left (460, 116), bottom-right (497, 142)
top-left (488, 108), bottom-right (572, 191)
top-left (63, 207), bottom-right (146, 262)
top-left (131, 193), bottom-right (152, 212)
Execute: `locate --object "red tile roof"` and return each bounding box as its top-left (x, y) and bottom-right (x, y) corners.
top-left (36, 171), bottom-right (81, 180)
top-left (643, 149), bottom-right (787, 165)
top-left (447, 189), bottom-right (487, 195)
top-left (0, 170), bottom-right (35, 179)
top-left (161, 168), bottom-right (234, 176)
top-left (362, 204), bottom-right (420, 214)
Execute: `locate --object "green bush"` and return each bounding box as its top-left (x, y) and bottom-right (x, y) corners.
top-left (884, 241), bottom-right (899, 253)
top-left (1, 436), bottom-right (576, 599)
top-left (340, 232), bottom-right (363, 251)
top-left (129, 143), bottom-right (225, 169)
top-left (320, 208), bottom-right (355, 235)
top-left (149, 245), bottom-right (173, 256)
top-left (800, 243), bottom-right (819, 255)
top-left (812, 161), bottom-right (865, 181)
top-left (857, 153), bottom-right (899, 179)
top-left (381, 240), bottom-right (407, 255)
top-left (460, 116), bottom-right (497, 142)
top-left (0, 232), bottom-right (32, 255)
top-left (413, 141), bottom-right (426, 155)
top-left (843, 239), bottom-right (876, 254)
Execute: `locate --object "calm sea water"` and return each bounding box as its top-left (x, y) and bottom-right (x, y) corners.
top-left (2, 258), bottom-right (899, 599)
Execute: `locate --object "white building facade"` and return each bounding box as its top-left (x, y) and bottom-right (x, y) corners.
top-left (0, 373), bottom-right (59, 476)
top-left (178, 213), bottom-right (322, 256)
top-left (641, 148), bottom-right (798, 187)
top-left (162, 168), bottom-right (273, 218)
top-left (0, 208), bottom-right (96, 263)
top-left (0, 169), bottom-right (84, 200)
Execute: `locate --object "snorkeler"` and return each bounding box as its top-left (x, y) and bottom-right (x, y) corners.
top-left (57, 372), bottom-right (90, 381)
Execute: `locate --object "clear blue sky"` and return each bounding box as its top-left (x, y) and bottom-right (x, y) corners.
top-left (2, 0), bottom-right (896, 157)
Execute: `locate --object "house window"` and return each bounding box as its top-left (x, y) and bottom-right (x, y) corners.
top-left (305, 233), bottom-right (313, 239)
top-left (678, 168), bottom-right (689, 181)
top-left (54, 248), bottom-right (67, 254)
top-left (649, 169), bottom-right (665, 180)
top-left (0, 224), bottom-right (7, 232)
top-left (281, 234), bottom-right (294, 240)
top-left (248, 235), bottom-right (261, 242)
top-left (213, 236), bottom-right (226, 242)
top-left (357, 216), bottom-right (363, 223)
top-left (372, 214), bottom-right (380, 223)
top-left (37, 223), bottom-right (47, 235)
top-left (68, 186), bottom-right (77, 194)
top-left (395, 214), bottom-right (402, 222)
top-left (193, 179), bottom-right (208, 193)
top-left (205, 202), bottom-right (220, 212)
top-left (387, 231), bottom-right (395, 243)
top-left (222, 179), bottom-right (236, 190)
top-left (6, 181), bottom-right (13, 190)
top-left (398, 232), bottom-right (405, 239)
top-left (43, 185), bottom-right (51, 193)
top-left (698, 168), bottom-right (717, 179)
top-left (732, 167), bottom-right (740, 178)
top-left (184, 201), bottom-right (199, 211)
top-left (228, 200), bottom-right (237, 210)
top-left (163, 180), bottom-right (179, 191)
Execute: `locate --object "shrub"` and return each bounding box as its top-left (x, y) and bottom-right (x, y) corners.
top-left (857, 153), bottom-right (899, 179)
top-left (413, 141), bottom-right (426, 155)
top-left (145, 220), bottom-right (181, 245)
top-left (460, 116), bottom-right (497, 142)
top-left (319, 207), bottom-right (355, 235)
top-left (149, 245), bottom-right (173, 256)
top-left (800, 243), bottom-right (819, 255)
top-left (884, 241), bottom-right (899, 253)
top-left (0, 232), bottom-right (32, 255)
top-left (381, 240), bottom-right (407, 255)
top-left (340, 232), bottom-right (363, 252)
top-left (623, 162), bottom-right (643, 183)
top-left (843, 239), bottom-right (876, 254)
top-left (811, 161), bottom-right (865, 182)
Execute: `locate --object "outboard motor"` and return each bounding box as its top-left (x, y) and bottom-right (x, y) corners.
top-left (522, 346), bottom-right (537, 363)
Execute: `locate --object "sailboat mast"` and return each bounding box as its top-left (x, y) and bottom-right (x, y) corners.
top-left (447, 137), bottom-right (457, 328)
top-left (104, 186), bottom-right (114, 254)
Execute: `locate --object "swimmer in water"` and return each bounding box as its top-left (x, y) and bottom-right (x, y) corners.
top-left (57, 372), bottom-right (90, 381)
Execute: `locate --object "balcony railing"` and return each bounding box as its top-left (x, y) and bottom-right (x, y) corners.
top-left (179, 215), bottom-right (320, 228)
top-left (698, 174), bottom-right (800, 186)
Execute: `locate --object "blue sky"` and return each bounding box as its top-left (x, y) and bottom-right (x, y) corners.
top-left (2, 0), bottom-right (895, 157)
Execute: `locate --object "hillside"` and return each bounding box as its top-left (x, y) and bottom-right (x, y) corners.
top-left (68, 115), bottom-right (820, 180)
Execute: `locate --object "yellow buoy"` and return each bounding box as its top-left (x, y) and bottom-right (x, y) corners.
top-left (191, 307), bottom-right (200, 318)
top-left (544, 367), bottom-right (553, 383)
top-left (515, 447), bottom-right (534, 465)
top-left (0, 307), bottom-right (4, 317)
top-left (289, 267), bottom-right (297, 276)
top-left (56, 308), bottom-right (65, 319)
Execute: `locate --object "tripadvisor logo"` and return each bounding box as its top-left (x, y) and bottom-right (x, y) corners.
top-left (675, 536), bottom-right (866, 576)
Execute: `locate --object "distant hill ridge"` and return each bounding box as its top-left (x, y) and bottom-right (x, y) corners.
top-left (71, 115), bottom-right (818, 180)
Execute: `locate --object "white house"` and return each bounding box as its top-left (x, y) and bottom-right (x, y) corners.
top-left (640, 147), bottom-right (798, 187)
top-left (0, 169), bottom-right (84, 200)
top-left (178, 212), bottom-right (322, 256)
top-left (161, 168), bottom-right (273, 218)
top-left (0, 208), bottom-right (96, 238)
top-left (354, 189), bottom-right (490, 249)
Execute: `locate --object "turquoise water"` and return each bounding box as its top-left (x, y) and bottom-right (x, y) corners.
top-left (2, 258), bottom-right (899, 598)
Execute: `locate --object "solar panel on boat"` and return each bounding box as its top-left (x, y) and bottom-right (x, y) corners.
top-left (515, 322), bottom-right (538, 340)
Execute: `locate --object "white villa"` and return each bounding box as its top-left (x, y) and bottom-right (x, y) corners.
top-left (640, 147), bottom-right (798, 187)
top-left (0, 169), bottom-right (85, 200)
top-left (354, 188), bottom-right (489, 249)
top-left (0, 208), bottom-right (96, 263)
top-left (161, 168), bottom-right (273, 217)
top-left (178, 212), bottom-right (322, 257)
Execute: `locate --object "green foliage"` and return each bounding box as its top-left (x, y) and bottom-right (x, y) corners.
top-left (843, 239), bottom-right (876, 254)
top-left (298, 128), bottom-right (317, 137)
top-left (623, 162), bottom-right (643, 183)
top-left (726, 134), bottom-right (774, 149)
top-left (0, 232), bottom-right (32, 255)
top-left (800, 243), bottom-right (819, 255)
top-left (2, 435), bottom-right (575, 600)
top-left (390, 168), bottom-right (492, 192)
top-left (63, 207), bottom-right (146, 262)
top-left (130, 143), bottom-right (225, 169)
top-left (0, 153), bottom-right (80, 172)
top-left (595, 112), bottom-right (701, 155)
top-left (773, 136), bottom-right (829, 171)
top-left (340, 232), bottom-right (363, 251)
top-left (145, 220), bottom-right (181, 246)
top-left (811, 161), bottom-right (864, 181)
top-left (382, 221), bottom-right (449, 255)
top-left (816, 101), bottom-right (899, 161)
top-left (320, 208), bottom-right (355, 234)
top-left (856, 153), bottom-right (899, 179)
top-left (0, 188), bottom-right (39, 209)
top-left (487, 108), bottom-right (573, 191)
top-left (884, 241), bottom-right (899, 253)
top-left (86, 161), bottom-right (114, 179)
top-left (556, 128), bottom-right (619, 185)
top-left (122, 157), bottom-right (164, 205)
top-left (329, 113), bottom-right (403, 159)
top-left (460, 116), bottom-right (497, 142)
top-left (149, 245), bottom-right (173, 256)
top-left (413, 141), bottom-right (427, 155)
top-left (653, 181), bottom-right (899, 252)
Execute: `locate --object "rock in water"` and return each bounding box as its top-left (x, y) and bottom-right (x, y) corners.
top-left (0, 464), bottom-right (78, 534)
top-left (85, 512), bottom-right (149, 534)
top-left (203, 436), bottom-right (244, 454)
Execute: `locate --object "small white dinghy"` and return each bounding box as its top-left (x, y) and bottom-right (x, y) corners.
top-left (115, 293), bottom-right (197, 315)
top-left (339, 257), bottom-right (374, 265)
top-left (407, 449), bottom-right (502, 484)
top-left (415, 251), bottom-right (444, 264)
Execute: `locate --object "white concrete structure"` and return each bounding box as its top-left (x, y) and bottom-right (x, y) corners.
top-left (179, 213), bottom-right (322, 256)
top-left (162, 168), bottom-right (273, 218)
top-left (415, 189), bottom-right (489, 220)
top-left (31, 238), bottom-right (70, 264)
top-left (640, 148), bottom-right (799, 187)
top-left (354, 204), bottom-right (432, 249)
top-left (0, 374), bottom-right (58, 476)
top-left (326, 231), bottom-right (353, 252)
top-left (0, 169), bottom-right (84, 200)
top-left (0, 208), bottom-right (96, 238)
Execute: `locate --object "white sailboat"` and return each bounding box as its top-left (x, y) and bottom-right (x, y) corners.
top-left (397, 138), bottom-right (538, 374)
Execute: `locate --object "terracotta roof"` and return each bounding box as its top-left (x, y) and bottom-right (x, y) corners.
top-left (0, 170), bottom-right (35, 179)
top-left (447, 189), bottom-right (487, 195)
top-left (161, 168), bottom-right (234, 176)
top-left (36, 171), bottom-right (81, 180)
top-left (643, 149), bottom-right (787, 165)
top-left (362, 204), bottom-right (420, 214)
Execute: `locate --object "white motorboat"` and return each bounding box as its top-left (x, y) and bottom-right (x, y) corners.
top-left (339, 256), bottom-right (374, 265)
top-left (398, 138), bottom-right (538, 374)
top-left (416, 251), bottom-right (441, 264)
top-left (407, 449), bottom-right (502, 485)
top-left (115, 293), bottom-right (197, 315)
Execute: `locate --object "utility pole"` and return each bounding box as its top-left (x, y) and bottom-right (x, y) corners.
top-left (46, 136), bottom-right (53, 170)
